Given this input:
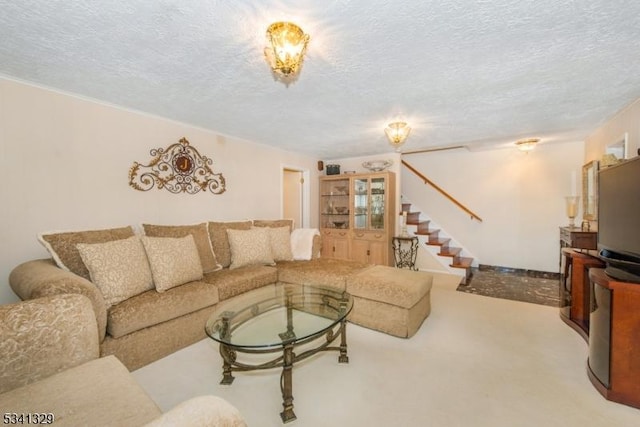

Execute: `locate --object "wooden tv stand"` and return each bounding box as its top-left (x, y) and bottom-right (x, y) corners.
top-left (559, 249), bottom-right (604, 341)
top-left (587, 268), bottom-right (640, 410)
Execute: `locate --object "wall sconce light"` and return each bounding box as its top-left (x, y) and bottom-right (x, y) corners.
top-left (385, 121), bottom-right (411, 152)
top-left (515, 138), bottom-right (539, 152)
top-left (264, 22), bottom-right (310, 78)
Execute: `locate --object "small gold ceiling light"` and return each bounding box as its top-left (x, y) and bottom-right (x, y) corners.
top-left (264, 22), bottom-right (310, 77)
top-left (385, 121), bottom-right (411, 152)
top-left (515, 138), bottom-right (540, 152)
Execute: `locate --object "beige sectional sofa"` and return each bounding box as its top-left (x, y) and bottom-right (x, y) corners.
top-left (5, 219), bottom-right (433, 425)
top-left (0, 293), bottom-right (246, 427)
top-left (10, 219), bottom-right (434, 372)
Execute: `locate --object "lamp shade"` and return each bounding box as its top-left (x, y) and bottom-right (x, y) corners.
top-left (385, 122), bottom-right (411, 151)
top-left (264, 22), bottom-right (310, 77)
top-left (515, 138), bottom-right (539, 152)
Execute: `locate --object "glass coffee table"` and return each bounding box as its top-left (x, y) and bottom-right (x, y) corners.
top-left (205, 282), bottom-right (353, 423)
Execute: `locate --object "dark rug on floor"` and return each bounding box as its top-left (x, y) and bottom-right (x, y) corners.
top-left (456, 268), bottom-right (560, 307)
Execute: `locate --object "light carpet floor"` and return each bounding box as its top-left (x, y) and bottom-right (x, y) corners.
top-left (132, 283), bottom-right (640, 427)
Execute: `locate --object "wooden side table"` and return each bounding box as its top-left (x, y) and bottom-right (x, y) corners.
top-left (559, 226), bottom-right (597, 250)
top-left (392, 236), bottom-right (419, 270)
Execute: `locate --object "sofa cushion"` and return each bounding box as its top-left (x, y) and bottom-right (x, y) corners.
top-left (347, 265), bottom-right (433, 308)
top-left (267, 226), bottom-right (294, 261)
top-left (253, 218), bottom-right (294, 231)
top-left (252, 219), bottom-right (295, 261)
top-left (208, 221), bottom-right (252, 268)
top-left (107, 281), bottom-right (219, 338)
top-left (141, 235), bottom-right (204, 292)
top-left (203, 265), bottom-right (278, 301)
top-left (38, 226), bottom-right (135, 280)
top-left (0, 355), bottom-right (161, 427)
top-left (348, 291), bottom-right (431, 338)
top-left (227, 227), bottom-right (275, 269)
top-left (276, 258), bottom-right (368, 291)
top-left (142, 222), bottom-right (221, 273)
top-left (77, 236), bottom-right (154, 307)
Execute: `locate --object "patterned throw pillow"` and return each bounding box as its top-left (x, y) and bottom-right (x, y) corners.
top-left (38, 226), bottom-right (135, 280)
top-left (142, 223), bottom-right (221, 273)
top-left (268, 226), bottom-right (294, 261)
top-left (141, 235), bottom-right (204, 292)
top-left (207, 221), bottom-right (253, 268)
top-left (226, 227), bottom-right (275, 270)
top-left (76, 236), bottom-right (154, 307)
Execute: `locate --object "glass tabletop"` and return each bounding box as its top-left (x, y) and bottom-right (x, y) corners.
top-left (205, 283), bottom-right (353, 349)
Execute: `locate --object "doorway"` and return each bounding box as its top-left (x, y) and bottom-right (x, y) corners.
top-left (282, 167), bottom-right (310, 228)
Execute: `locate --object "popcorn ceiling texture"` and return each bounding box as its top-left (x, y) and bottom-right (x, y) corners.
top-left (1, 1), bottom-right (639, 158)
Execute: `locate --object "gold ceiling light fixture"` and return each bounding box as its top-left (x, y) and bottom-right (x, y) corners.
top-left (385, 121), bottom-right (411, 152)
top-left (515, 138), bottom-right (540, 152)
top-left (264, 21), bottom-right (310, 78)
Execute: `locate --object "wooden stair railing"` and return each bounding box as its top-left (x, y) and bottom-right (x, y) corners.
top-left (401, 159), bottom-right (483, 222)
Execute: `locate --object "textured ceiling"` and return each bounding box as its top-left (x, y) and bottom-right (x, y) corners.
top-left (2, 1), bottom-right (640, 159)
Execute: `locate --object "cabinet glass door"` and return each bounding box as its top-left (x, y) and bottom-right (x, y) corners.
top-left (370, 177), bottom-right (386, 230)
top-left (352, 176), bottom-right (386, 230)
top-left (320, 178), bottom-right (350, 229)
top-left (353, 178), bottom-right (369, 229)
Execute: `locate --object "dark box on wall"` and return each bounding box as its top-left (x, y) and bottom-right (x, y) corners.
top-left (326, 164), bottom-right (340, 175)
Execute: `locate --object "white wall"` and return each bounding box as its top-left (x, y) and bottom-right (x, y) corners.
top-left (401, 142), bottom-right (585, 273)
top-left (0, 78), bottom-right (320, 304)
top-left (585, 97), bottom-right (640, 162)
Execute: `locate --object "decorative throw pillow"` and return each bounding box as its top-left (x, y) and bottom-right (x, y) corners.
top-left (141, 235), bottom-right (204, 292)
top-left (268, 226), bottom-right (294, 261)
top-left (76, 236), bottom-right (154, 307)
top-left (253, 219), bottom-right (294, 232)
top-left (207, 220), bottom-right (252, 268)
top-left (38, 226), bottom-right (135, 280)
top-left (226, 227), bottom-right (275, 270)
top-left (142, 222), bottom-right (221, 273)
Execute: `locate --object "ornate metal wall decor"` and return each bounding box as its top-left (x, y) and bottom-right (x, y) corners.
top-left (129, 137), bottom-right (226, 194)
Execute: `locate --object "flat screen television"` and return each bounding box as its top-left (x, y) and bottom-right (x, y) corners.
top-left (597, 155), bottom-right (640, 283)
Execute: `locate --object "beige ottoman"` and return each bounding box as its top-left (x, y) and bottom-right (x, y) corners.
top-left (346, 265), bottom-right (433, 338)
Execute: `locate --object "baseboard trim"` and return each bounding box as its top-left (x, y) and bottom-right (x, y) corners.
top-left (477, 264), bottom-right (559, 280)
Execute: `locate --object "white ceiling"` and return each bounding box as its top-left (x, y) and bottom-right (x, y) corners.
top-left (2, 1), bottom-right (640, 159)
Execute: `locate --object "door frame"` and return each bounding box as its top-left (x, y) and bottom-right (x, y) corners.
top-left (281, 165), bottom-right (311, 228)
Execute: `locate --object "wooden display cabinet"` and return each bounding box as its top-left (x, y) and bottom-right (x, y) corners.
top-left (351, 231), bottom-right (387, 265)
top-left (319, 172), bottom-right (396, 266)
top-left (320, 229), bottom-right (350, 260)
